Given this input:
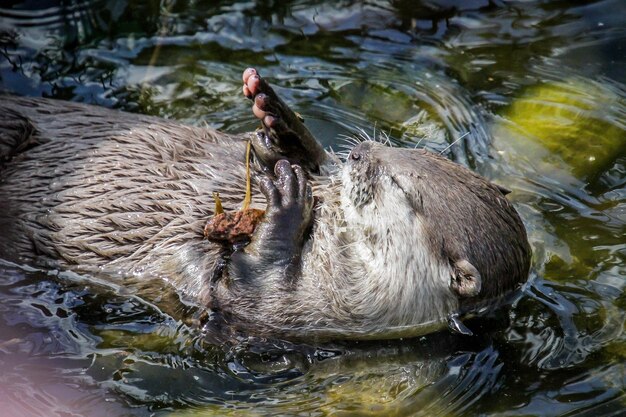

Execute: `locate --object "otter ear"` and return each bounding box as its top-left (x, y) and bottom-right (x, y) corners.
top-left (450, 259), bottom-right (482, 298)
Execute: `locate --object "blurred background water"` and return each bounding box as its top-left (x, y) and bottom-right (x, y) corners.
top-left (0, 1), bottom-right (625, 416)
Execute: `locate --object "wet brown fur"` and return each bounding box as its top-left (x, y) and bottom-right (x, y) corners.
top-left (0, 97), bottom-right (265, 303)
top-left (0, 96), bottom-right (531, 340)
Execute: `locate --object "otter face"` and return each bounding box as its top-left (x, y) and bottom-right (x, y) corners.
top-left (336, 140), bottom-right (529, 330)
top-left (343, 141), bottom-right (429, 214)
top-left (337, 141), bottom-right (460, 328)
top-left (341, 141), bottom-right (433, 235)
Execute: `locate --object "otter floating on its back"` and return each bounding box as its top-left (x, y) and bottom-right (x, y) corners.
top-left (0, 68), bottom-right (531, 340)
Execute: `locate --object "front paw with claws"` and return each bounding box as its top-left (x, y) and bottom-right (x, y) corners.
top-left (228, 160), bottom-right (314, 286)
top-left (256, 160), bottom-right (313, 253)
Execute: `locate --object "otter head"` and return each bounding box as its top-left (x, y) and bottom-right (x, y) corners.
top-left (337, 141), bottom-right (530, 332)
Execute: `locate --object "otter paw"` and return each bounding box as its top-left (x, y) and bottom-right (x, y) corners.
top-left (242, 67), bottom-right (290, 132)
top-left (259, 160), bottom-right (313, 236)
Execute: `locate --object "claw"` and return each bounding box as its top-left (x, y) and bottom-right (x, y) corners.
top-left (448, 314), bottom-right (473, 336)
top-left (242, 67), bottom-right (257, 83)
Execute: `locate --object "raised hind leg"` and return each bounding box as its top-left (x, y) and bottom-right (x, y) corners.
top-left (242, 68), bottom-right (327, 173)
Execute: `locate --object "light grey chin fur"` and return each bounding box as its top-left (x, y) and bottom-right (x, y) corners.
top-left (333, 164), bottom-right (457, 328)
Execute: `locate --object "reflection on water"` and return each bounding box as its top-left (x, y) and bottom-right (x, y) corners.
top-left (1, 0), bottom-right (625, 416)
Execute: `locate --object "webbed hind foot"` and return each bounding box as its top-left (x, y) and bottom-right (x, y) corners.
top-left (242, 67), bottom-right (327, 173)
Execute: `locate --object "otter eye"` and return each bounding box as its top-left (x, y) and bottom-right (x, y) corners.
top-left (349, 150), bottom-right (361, 161)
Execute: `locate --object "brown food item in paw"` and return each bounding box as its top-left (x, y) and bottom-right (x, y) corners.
top-left (204, 208), bottom-right (265, 244)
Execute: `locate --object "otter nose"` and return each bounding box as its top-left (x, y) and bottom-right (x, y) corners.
top-left (349, 142), bottom-right (373, 162)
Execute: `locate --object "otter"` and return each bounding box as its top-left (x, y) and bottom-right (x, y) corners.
top-left (0, 68), bottom-right (531, 340)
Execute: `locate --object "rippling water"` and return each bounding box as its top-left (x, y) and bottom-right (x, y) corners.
top-left (0, 1), bottom-right (625, 416)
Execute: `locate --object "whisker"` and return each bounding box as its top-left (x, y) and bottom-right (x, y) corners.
top-left (382, 130), bottom-right (391, 146)
top-left (337, 133), bottom-right (363, 148)
top-left (354, 127), bottom-right (372, 143)
top-left (439, 131), bottom-right (470, 155)
top-left (336, 132), bottom-right (369, 160)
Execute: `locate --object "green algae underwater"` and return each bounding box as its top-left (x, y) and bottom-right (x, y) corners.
top-left (1, 1), bottom-right (625, 416)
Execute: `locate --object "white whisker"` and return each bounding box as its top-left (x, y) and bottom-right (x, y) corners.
top-left (439, 131), bottom-right (470, 155)
top-left (382, 130), bottom-right (391, 146)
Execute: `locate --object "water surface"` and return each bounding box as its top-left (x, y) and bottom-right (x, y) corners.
top-left (0, 1), bottom-right (625, 416)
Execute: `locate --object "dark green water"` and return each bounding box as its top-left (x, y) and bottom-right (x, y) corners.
top-left (0, 1), bottom-right (625, 416)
